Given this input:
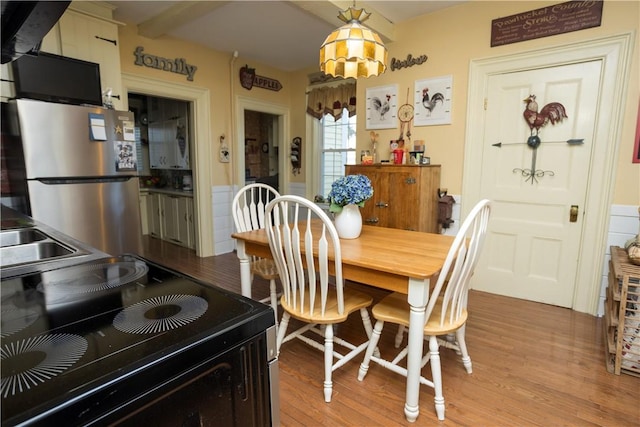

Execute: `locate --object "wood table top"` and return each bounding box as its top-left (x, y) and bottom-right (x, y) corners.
top-left (233, 223), bottom-right (455, 294)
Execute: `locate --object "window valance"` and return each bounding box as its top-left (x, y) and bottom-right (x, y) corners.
top-left (306, 83), bottom-right (356, 120)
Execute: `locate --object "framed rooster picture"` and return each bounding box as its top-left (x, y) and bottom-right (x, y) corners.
top-left (366, 84), bottom-right (398, 130)
top-left (414, 75), bottom-right (452, 126)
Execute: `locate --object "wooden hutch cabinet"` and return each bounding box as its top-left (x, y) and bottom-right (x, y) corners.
top-left (345, 164), bottom-right (441, 232)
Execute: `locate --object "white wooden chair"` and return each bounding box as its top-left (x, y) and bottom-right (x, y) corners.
top-left (264, 195), bottom-right (374, 402)
top-left (357, 199), bottom-right (491, 420)
top-left (232, 183), bottom-right (281, 324)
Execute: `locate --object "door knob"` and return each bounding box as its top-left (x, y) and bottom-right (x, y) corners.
top-left (569, 205), bottom-right (579, 222)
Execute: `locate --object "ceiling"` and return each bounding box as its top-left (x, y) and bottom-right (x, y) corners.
top-left (108, 1), bottom-right (466, 72)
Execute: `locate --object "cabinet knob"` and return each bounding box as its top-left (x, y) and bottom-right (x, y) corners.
top-left (405, 177), bottom-right (416, 184)
top-left (375, 202), bottom-right (389, 208)
top-left (365, 218), bottom-right (379, 224)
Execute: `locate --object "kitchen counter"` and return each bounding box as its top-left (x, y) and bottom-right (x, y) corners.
top-left (1, 205), bottom-right (110, 279)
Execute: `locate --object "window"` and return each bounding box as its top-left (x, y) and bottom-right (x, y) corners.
top-left (318, 109), bottom-right (356, 197)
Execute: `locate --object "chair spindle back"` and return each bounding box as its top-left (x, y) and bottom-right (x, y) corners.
top-left (428, 199), bottom-right (491, 327)
top-left (265, 195), bottom-right (344, 317)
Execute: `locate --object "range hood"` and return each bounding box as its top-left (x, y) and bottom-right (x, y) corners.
top-left (1, 1), bottom-right (70, 64)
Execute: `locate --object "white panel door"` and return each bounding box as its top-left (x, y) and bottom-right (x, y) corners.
top-left (473, 60), bottom-right (602, 307)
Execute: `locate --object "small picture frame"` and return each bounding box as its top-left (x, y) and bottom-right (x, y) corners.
top-left (366, 84), bottom-right (398, 130)
top-left (414, 75), bottom-right (452, 126)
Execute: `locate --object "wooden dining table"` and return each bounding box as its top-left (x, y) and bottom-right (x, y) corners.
top-left (232, 223), bottom-right (455, 422)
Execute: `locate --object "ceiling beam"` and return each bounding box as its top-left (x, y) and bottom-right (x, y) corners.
top-left (137, 1), bottom-right (230, 39)
top-left (291, 0), bottom-right (396, 42)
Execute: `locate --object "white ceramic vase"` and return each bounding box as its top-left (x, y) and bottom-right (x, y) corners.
top-left (334, 204), bottom-right (362, 239)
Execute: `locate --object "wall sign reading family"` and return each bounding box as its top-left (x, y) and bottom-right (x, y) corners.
top-left (134, 47), bottom-right (197, 81)
top-left (490, 0), bottom-right (603, 47)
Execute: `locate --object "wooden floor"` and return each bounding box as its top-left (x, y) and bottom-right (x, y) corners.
top-left (140, 236), bottom-right (639, 426)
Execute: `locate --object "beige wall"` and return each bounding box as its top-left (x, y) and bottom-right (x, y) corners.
top-left (352, 0), bottom-right (639, 205)
top-left (118, 24), bottom-right (296, 187)
top-left (287, 70), bottom-right (311, 184)
top-left (117, 0), bottom-right (639, 205)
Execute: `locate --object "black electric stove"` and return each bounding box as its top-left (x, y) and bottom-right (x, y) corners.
top-left (1, 254), bottom-right (277, 426)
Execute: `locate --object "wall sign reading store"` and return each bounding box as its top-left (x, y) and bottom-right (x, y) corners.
top-left (490, 1), bottom-right (603, 47)
top-left (133, 46), bottom-right (197, 81)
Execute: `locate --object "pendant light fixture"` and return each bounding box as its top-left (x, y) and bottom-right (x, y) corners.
top-left (319, 3), bottom-right (387, 79)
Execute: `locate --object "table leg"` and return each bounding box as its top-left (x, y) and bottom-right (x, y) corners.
top-left (236, 240), bottom-right (252, 298)
top-left (404, 277), bottom-right (430, 422)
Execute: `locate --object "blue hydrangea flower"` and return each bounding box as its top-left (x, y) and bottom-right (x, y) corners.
top-left (328, 174), bottom-right (373, 213)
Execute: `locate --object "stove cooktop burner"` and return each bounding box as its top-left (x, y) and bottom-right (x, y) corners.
top-left (1, 254), bottom-right (274, 426)
top-left (36, 261), bottom-right (149, 295)
top-left (1, 333), bottom-right (88, 398)
top-left (113, 294), bottom-right (209, 334)
top-left (0, 305), bottom-right (39, 338)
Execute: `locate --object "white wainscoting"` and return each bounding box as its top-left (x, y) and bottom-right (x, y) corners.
top-left (288, 182), bottom-right (306, 198)
top-left (213, 183), bottom-right (308, 255)
top-left (212, 185), bottom-right (236, 255)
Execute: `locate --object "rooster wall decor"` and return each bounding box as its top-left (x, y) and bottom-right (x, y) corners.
top-left (371, 94), bottom-right (391, 120)
top-left (523, 94), bottom-right (568, 147)
top-left (422, 88), bottom-right (445, 117)
top-left (509, 94), bottom-right (568, 184)
top-left (366, 84), bottom-right (398, 130)
top-left (414, 75), bottom-right (452, 126)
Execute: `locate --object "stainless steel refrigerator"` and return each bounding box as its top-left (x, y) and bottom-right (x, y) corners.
top-left (7, 99), bottom-right (142, 256)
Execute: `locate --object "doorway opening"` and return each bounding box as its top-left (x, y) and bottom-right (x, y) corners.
top-left (121, 72), bottom-right (213, 257)
top-left (128, 94), bottom-right (193, 191)
top-left (235, 97), bottom-right (289, 195)
top-left (244, 110), bottom-right (279, 192)
top-left (128, 92), bottom-right (197, 252)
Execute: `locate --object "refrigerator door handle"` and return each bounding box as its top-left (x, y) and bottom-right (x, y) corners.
top-left (33, 176), bottom-right (137, 185)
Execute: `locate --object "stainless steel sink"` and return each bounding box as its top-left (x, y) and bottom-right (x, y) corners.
top-left (0, 228), bottom-right (48, 247)
top-left (0, 227), bottom-right (78, 268)
top-left (1, 206), bottom-right (109, 279)
top-left (1, 241), bottom-right (75, 265)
